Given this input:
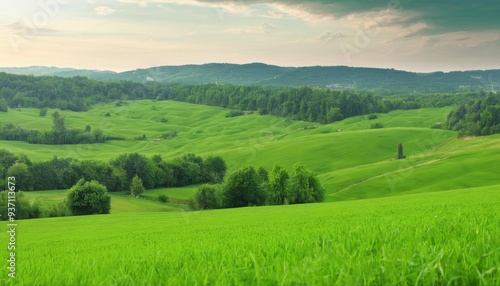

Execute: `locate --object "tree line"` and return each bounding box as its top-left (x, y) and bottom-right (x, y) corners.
top-left (190, 162), bottom-right (324, 210)
top-left (0, 149), bottom-right (227, 193)
top-left (446, 92), bottom-right (500, 136)
top-left (0, 72), bottom-right (484, 124)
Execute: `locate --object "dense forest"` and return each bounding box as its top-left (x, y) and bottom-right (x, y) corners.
top-left (446, 93), bottom-right (500, 136)
top-left (0, 72), bottom-right (489, 125)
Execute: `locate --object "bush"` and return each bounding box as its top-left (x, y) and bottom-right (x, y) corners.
top-left (431, 122), bottom-right (443, 129)
top-left (368, 113), bottom-right (378, 120)
top-left (193, 184), bottom-right (223, 210)
top-left (160, 131), bottom-right (177, 139)
top-left (225, 110), bottom-right (244, 118)
top-left (48, 202), bottom-right (70, 217)
top-left (0, 191), bottom-right (43, 220)
top-left (39, 107), bottom-right (48, 117)
top-left (116, 101), bottom-right (128, 107)
top-left (104, 112), bottom-right (111, 117)
top-left (159, 117), bottom-right (168, 123)
top-left (370, 122), bottom-right (384, 129)
top-left (158, 194), bottom-right (168, 203)
top-left (66, 179), bottom-right (111, 215)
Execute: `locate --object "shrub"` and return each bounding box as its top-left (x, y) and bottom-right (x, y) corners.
top-left (159, 117), bottom-right (168, 123)
top-left (225, 110), bottom-right (244, 118)
top-left (104, 112), bottom-right (111, 117)
top-left (193, 184), bottom-right (223, 210)
top-left (370, 122), bottom-right (384, 129)
top-left (368, 113), bottom-right (378, 120)
top-left (39, 107), bottom-right (48, 117)
top-left (160, 131), bottom-right (177, 139)
top-left (158, 194), bottom-right (168, 203)
top-left (48, 202), bottom-right (70, 217)
top-left (66, 179), bottom-right (111, 215)
top-left (0, 191), bottom-right (43, 220)
top-left (431, 122), bottom-right (443, 129)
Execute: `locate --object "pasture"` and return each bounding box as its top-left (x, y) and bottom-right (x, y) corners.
top-left (1, 186), bottom-right (499, 285)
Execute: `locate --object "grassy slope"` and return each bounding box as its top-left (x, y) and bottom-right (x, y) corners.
top-left (2, 186), bottom-right (499, 285)
top-left (3, 101), bottom-right (500, 203)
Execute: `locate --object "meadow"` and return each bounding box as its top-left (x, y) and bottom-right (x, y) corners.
top-left (3, 101), bottom-right (500, 203)
top-left (1, 100), bottom-right (500, 285)
top-left (1, 186), bottom-right (499, 285)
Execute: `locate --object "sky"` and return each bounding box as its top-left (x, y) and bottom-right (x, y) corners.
top-left (0, 0), bottom-right (499, 72)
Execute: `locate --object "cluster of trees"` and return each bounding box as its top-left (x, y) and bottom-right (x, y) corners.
top-left (0, 149), bottom-right (227, 192)
top-left (1, 72), bottom-right (486, 125)
top-left (446, 92), bottom-right (500, 136)
top-left (0, 111), bottom-right (108, 144)
top-left (191, 162), bottom-right (324, 210)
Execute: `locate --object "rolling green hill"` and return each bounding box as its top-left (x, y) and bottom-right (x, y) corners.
top-left (2, 100), bottom-right (500, 204)
top-left (2, 99), bottom-right (500, 285)
top-left (1, 63), bottom-right (499, 92)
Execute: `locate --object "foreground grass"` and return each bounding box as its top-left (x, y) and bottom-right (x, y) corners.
top-left (2, 187), bottom-right (498, 285)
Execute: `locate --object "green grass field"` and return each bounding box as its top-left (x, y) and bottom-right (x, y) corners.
top-left (2, 100), bottom-right (500, 285)
top-left (2, 186), bottom-right (499, 285)
top-left (3, 100), bottom-right (500, 205)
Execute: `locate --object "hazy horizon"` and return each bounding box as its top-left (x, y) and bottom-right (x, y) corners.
top-left (1, 1), bottom-right (499, 73)
top-left (2, 62), bottom-right (500, 74)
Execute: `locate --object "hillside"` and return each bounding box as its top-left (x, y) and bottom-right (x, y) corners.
top-left (1, 63), bottom-right (499, 93)
top-left (3, 101), bottom-right (500, 204)
top-left (3, 100), bottom-right (500, 285)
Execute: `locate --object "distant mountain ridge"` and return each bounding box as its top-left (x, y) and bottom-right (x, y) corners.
top-left (1, 63), bottom-right (499, 93)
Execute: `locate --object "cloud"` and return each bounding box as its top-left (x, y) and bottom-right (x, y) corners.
top-left (94, 6), bottom-right (116, 16)
top-left (1, 22), bottom-right (58, 36)
top-left (119, 0), bottom-right (500, 36)
top-left (318, 31), bottom-right (350, 42)
top-left (118, 0), bottom-right (251, 14)
top-left (229, 23), bottom-right (277, 35)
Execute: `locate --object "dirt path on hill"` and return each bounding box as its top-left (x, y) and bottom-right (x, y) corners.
top-left (329, 157), bottom-right (446, 196)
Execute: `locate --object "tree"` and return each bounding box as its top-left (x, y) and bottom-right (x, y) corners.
top-left (268, 163), bottom-right (289, 205)
top-left (39, 107), bottom-right (48, 117)
top-left (397, 143), bottom-right (405, 159)
top-left (289, 162), bottom-right (313, 204)
top-left (85, 124), bottom-right (91, 132)
top-left (308, 173), bottom-right (325, 203)
top-left (193, 184), bottom-right (222, 210)
top-left (130, 175), bottom-right (145, 197)
top-left (111, 153), bottom-right (156, 189)
top-left (66, 179), bottom-right (111, 215)
top-left (52, 111), bottom-right (66, 133)
top-left (6, 163), bottom-right (32, 191)
top-left (223, 166), bottom-right (266, 208)
top-left (0, 97), bottom-right (8, 112)
top-left (203, 155), bottom-right (227, 184)
top-left (288, 162), bottom-right (325, 204)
